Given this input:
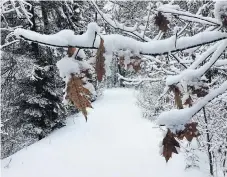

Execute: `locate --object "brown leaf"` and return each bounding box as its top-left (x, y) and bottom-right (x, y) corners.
top-left (66, 74), bottom-right (92, 121)
top-left (170, 85), bottom-right (183, 109)
top-left (96, 38), bottom-right (105, 81)
top-left (67, 47), bottom-right (77, 57)
top-left (183, 95), bottom-right (193, 107)
top-left (162, 129), bottom-right (180, 162)
top-left (154, 12), bottom-right (169, 32)
top-left (176, 122), bottom-right (200, 142)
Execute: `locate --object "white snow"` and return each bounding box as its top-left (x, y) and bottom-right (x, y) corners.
top-left (56, 55), bottom-right (92, 81)
top-left (56, 56), bottom-right (81, 79)
top-left (83, 82), bottom-right (96, 97)
top-left (215, 59), bottom-right (227, 66)
top-left (1, 89), bottom-right (207, 177)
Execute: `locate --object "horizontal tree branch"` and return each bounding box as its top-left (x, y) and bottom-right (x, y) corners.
top-left (17, 34), bottom-right (227, 57)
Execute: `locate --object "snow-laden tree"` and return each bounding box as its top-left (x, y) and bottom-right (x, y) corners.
top-left (4, 0), bottom-right (227, 175)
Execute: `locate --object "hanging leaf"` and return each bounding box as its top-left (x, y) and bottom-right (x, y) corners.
top-left (154, 12), bottom-right (169, 32)
top-left (169, 85), bottom-right (183, 109)
top-left (67, 46), bottom-right (77, 57)
top-left (183, 95), bottom-right (193, 107)
top-left (96, 38), bottom-right (105, 81)
top-left (162, 129), bottom-right (180, 162)
top-left (176, 122), bottom-right (200, 142)
top-left (65, 74), bottom-right (92, 121)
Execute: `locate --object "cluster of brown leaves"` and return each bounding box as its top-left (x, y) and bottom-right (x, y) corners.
top-left (95, 38), bottom-right (143, 81)
top-left (65, 74), bottom-right (92, 121)
top-left (162, 84), bottom-right (202, 162)
top-left (119, 56), bottom-right (142, 72)
top-left (154, 12), bottom-right (169, 32)
top-left (176, 122), bottom-right (200, 142)
top-left (162, 122), bottom-right (200, 162)
top-left (96, 38), bottom-right (105, 82)
top-left (169, 83), bottom-right (209, 109)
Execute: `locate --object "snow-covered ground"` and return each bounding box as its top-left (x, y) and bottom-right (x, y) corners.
top-left (1, 88), bottom-right (208, 177)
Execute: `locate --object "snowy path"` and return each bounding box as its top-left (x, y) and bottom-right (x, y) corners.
top-left (1, 89), bottom-right (206, 177)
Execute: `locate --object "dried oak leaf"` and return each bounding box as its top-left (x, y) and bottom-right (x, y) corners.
top-left (66, 74), bottom-right (92, 121)
top-left (67, 47), bottom-right (77, 57)
top-left (176, 122), bottom-right (200, 142)
top-left (162, 129), bottom-right (180, 162)
top-left (154, 12), bottom-right (169, 32)
top-left (96, 38), bottom-right (105, 82)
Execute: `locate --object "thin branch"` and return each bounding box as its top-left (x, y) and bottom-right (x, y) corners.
top-left (0, 40), bottom-right (20, 49)
top-left (158, 7), bottom-right (221, 26)
top-left (92, 32), bottom-right (97, 47)
top-left (89, 0), bottom-right (149, 42)
top-left (143, 3), bottom-right (153, 40)
top-left (170, 54), bottom-right (187, 69)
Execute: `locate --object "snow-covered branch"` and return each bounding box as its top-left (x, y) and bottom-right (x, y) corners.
top-left (14, 23), bottom-right (227, 57)
top-left (166, 39), bottom-right (227, 85)
top-left (158, 6), bottom-right (221, 26)
top-left (157, 80), bottom-right (227, 131)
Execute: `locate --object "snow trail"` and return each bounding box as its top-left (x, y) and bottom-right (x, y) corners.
top-left (1, 88), bottom-right (206, 177)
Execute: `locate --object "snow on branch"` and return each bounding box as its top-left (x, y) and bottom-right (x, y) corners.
top-left (14, 23), bottom-right (227, 57)
top-left (188, 42), bottom-right (219, 69)
top-left (166, 39), bottom-right (227, 85)
top-left (157, 80), bottom-right (227, 131)
top-left (117, 73), bottom-right (163, 85)
top-left (14, 22), bottom-right (100, 48)
top-left (158, 6), bottom-right (221, 26)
